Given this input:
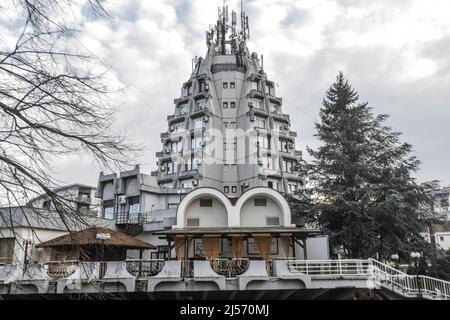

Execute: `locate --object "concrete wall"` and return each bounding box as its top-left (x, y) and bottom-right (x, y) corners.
top-left (185, 198), bottom-right (228, 228)
top-left (240, 197), bottom-right (282, 227)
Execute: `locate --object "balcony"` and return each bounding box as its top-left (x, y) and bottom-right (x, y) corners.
top-left (125, 259), bottom-right (165, 278)
top-left (247, 89), bottom-right (265, 99)
top-left (115, 211), bottom-right (152, 225)
top-left (191, 107), bottom-right (208, 117)
top-left (289, 131), bottom-right (297, 138)
top-left (210, 258), bottom-right (250, 278)
top-left (160, 132), bottom-right (170, 140)
top-left (178, 169), bottom-right (200, 179)
top-left (252, 108), bottom-right (268, 117)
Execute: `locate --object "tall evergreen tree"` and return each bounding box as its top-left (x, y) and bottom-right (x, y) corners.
top-left (306, 72), bottom-right (438, 260)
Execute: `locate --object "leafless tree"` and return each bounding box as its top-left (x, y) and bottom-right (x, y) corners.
top-left (0, 0), bottom-right (140, 263)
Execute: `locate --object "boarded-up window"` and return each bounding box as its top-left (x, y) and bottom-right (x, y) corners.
top-left (187, 218), bottom-right (200, 227)
top-left (254, 198), bottom-right (267, 206)
top-left (200, 199), bottom-right (213, 207)
top-left (0, 238), bottom-right (15, 264)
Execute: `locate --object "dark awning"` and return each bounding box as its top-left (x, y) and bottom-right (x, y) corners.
top-left (153, 227), bottom-right (322, 238)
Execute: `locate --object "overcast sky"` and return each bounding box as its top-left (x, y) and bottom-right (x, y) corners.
top-left (6, 0), bottom-right (450, 187)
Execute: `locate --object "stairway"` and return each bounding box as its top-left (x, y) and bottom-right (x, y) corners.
top-left (369, 258), bottom-right (450, 300)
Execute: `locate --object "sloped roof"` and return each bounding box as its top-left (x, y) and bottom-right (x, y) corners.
top-left (36, 227), bottom-right (155, 249)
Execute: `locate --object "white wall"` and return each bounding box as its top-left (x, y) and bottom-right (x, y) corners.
top-left (185, 198), bottom-right (227, 227)
top-left (240, 197), bottom-right (283, 227)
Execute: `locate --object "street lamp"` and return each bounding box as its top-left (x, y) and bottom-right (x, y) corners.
top-left (410, 252), bottom-right (422, 296)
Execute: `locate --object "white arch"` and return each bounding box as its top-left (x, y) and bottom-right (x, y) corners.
top-left (235, 187), bottom-right (292, 227)
top-left (175, 188), bottom-right (233, 228)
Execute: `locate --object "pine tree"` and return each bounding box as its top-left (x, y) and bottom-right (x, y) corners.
top-left (306, 72), bottom-right (438, 260)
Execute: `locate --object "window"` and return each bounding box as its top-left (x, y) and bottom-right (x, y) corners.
top-left (191, 136), bottom-right (202, 149)
top-left (231, 186), bottom-right (237, 193)
top-left (279, 140), bottom-right (289, 152)
top-left (230, 82), bottom-right (235, 89)
top-left (167, 162), bottom-right (177, 174)
top-left (254, 198), bottom-right (267, 206)
top-left (230, 101), bottom-right (235, 108)
top-left (0, 238), bottom-right (14, 264)
top-left (42, 200), bottom-right (51, 210)
top-left (187, 218), bottom-right (200, 227)
top-left (193, 118), bottom-right (204, 129)
top-left (288, 184), bottom-right (298, 194)
top-left (162, 182), bottom-right (174, 189)
top-left (178, 103), bottom-right (188, 115)
top-left (185, 157), bottom-right (200, 171)
top-left (231, 164), bottom-right (237, 171)
top-left (128, 196), bottom-right (140, 214)
top-left (174, 122), bottom-right (185, 133)
top-left (440, 236), bottom-right (445, 241)
top-left (168, 203), bottom-right (178, 209)
top-left (224, 186), bottom-right (230, 193)
top-left (171, 141), bottom-right (180, 153)
top-left (223, 82), bottom-right (228, 89)
top-left (223, 102), bottom-right (228, 109)
top-left (181, 180), bottom-right (193, 189)
top-left (257, 136), bottom-right (270, 149)
top-left (260, 157), bottom-right (273, 169)
top-left (200, 199), bottom-right (213, 207)
top-left (255, 118), bottom-right (265, 129)
top-left (183, 83), bottom-right (192, 96)
top-left (254, 100), bottom-right (263, 109)
top-left (229, 122), bottom-right (236, 129)
top-left (196, 99), bottom-right (207, 110)
top-left (103, 200), bottom-right (114, 220)
top-left (268, 181), bottom-right (273, 189)
top-left (224, 164), bottom-right (229, 171)
top-left (283, 159), bottom-right (295, 172)
top-left (270, 104), bottom-right (278, 113)
top-left (266, 217), bottom-right (280, 226)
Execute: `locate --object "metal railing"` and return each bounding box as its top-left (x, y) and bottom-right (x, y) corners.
top-left (125, 259), bottom-right (165, 278)
top-left (369, 258), bottom-right (450, 299)
top-left (45, 260), bottom-right (79, 279)
top-left (210, 258), bottom-right (250, 278)
top-left (287, 258), bottom-right (450, 300)
top-left (287, 259), bottom-right (372, 277)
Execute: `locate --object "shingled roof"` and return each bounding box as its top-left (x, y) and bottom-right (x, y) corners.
top-left (36, 227), bottom-right (155, 250)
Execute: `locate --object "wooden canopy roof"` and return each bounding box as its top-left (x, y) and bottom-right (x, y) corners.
top-left (36, 227), bottom-right (155, 250)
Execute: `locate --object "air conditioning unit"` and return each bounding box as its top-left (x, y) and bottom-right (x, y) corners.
top-left (250, 116), bottom-right (256, 122)
top-left (242, 182), bottom-right (249, 187)
top-left (169, 125), bottom-right (175, 131)
top-left (118, 195), bottom-right (127, 204)
top-left (159, 165), bottom-right (166, 171)
top-left (203, 116), bottom-right (209, 122)
top-left (192, 180), bottom-right (198, 186)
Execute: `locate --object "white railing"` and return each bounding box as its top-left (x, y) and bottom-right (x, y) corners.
top-left (287, 259), bottom-right (372, 277)
top-left (287, 258), bottom-right (450, 300)
top-left (210, 258), bottom-right (250, 278)
top-left (369, 258), bottom-right (450, 299)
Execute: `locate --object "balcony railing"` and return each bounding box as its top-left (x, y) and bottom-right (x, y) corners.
top-left (287, 259), bottom-right (372, 277)
top-left (116, 212), bottom-right (152, 225)
top-left (125, 259), bottom-right (165, 278)
top-left (210, 258), bottom-right (250, 278)
top-left (45, 260), bottom-right (79, 279)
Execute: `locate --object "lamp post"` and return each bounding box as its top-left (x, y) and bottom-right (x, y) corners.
top-left (410, 252), bottom-right (422, 296)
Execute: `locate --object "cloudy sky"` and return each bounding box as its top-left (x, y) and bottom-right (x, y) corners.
top-left (6, 0), bottom-right (450, 187)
